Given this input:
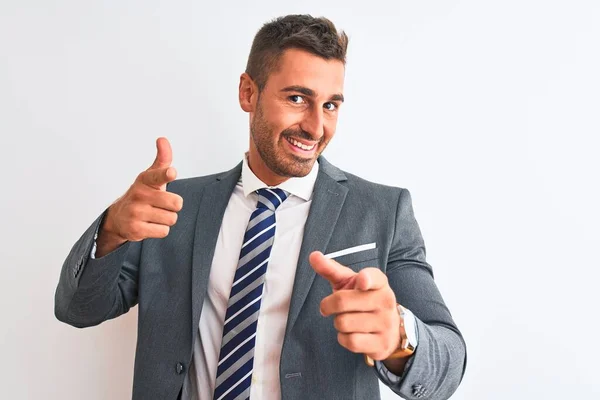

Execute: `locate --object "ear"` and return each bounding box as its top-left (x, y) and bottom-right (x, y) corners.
top-left (239, 73), bottom-right (258, 113)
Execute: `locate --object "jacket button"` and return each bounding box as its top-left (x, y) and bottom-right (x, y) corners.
top-left (412, 384), bottom-right (427, 397)
top-left (176, 362), bottom-right (184, 375)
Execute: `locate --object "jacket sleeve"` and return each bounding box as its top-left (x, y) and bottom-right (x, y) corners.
top-left (375, 188), bottom-right (467, 400)
top-left (54, 210), bottom-right (141, 328)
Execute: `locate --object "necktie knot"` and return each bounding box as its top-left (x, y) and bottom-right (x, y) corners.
top-left (256, 188), bottom-right (289, 211)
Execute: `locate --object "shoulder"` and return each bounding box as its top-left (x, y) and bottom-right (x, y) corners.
top-left (166, 171), bottom-right (230, 196)
top-left (345, 170), bottom-right (404, 194)
top-left (165, 160), bottom-right (243, 196)
top-left (344, 171), bottom-right (414, 218)
top-left (328, 162), bottom-right (408, 206)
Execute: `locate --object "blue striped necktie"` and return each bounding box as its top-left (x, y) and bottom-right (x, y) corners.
top-left (213, 188), bottom-right (289, 400)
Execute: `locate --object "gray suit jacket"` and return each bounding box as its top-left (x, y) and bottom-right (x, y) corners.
top-left (55, 156), bottom-right (466, 400)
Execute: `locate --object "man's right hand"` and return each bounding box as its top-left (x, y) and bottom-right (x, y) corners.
top-left (95, 137), bottom-right (184, 258)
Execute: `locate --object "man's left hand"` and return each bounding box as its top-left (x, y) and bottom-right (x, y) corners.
top-left (309, 251), bottom-right (401, 361)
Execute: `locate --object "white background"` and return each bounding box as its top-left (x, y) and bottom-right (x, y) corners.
top-left (1, 1), bottom-right (599, 399)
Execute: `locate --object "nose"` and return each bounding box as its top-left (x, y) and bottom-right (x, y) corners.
top-left (300, 106), bottom-right (324, 140)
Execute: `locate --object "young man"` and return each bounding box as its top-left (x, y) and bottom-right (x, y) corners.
top-left (55, 14), bottom-right (466, 400)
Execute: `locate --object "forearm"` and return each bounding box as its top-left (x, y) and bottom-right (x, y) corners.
top-left (382, 355), bottom-right (410, 376)
top-left (379, 188), bottom-right (467, 398)
top-left (54, 212), bottom-right (140, 328)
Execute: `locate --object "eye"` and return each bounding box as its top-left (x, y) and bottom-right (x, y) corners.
top-left (289, 95), bottom-right (305, 104)
top-left (324, 102), bottom-right (338, 111)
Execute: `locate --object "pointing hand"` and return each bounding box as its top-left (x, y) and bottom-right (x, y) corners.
top-left (96, 137), bottom-right (184, 257)
top-left (309, 251), bottom-right (401, 362)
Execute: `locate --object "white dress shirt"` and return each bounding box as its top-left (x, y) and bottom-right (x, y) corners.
top-left (182, 154), bottom-right (319, 400)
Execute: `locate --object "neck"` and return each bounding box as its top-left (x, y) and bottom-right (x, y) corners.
top-left (247, 149), bottom-right (289, 187)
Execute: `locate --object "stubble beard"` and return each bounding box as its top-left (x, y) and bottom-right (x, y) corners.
top-left (250, 103), bottom-right (323, 178)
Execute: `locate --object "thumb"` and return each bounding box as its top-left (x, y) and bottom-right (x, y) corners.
top-left (309, 251), bottom-right (357, 291)
top-left (149, 137), bottom-right (173, 169)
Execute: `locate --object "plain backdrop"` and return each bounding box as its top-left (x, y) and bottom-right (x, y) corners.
top-left (1, 1), bottom-right (599, 399)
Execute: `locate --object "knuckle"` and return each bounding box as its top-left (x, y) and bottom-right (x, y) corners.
top-left (381, 273), bottom-right (389, 287)
top-left (334, 315), bottom-right (347, 332)
top-left (129, 189), bottom-right (141, 201)
top-left (346, 334), bottom-right (358, 350)
top-left (168, 167), bottom-right (178, 180)
top-left (337, 332), bottom-right (347, 347)
top-left (383, 290), bottom-right (396, 308)
top-left (377, 276), bottom-right (390, 288)
top-left (168, 212), bottom-right (178, 226)
top-left (388, 295), bottom-right (397, 309)
top-left (127, 224), bottom-right (141, 240)
top-left (332, 295), bottom-right (344, 311)
top-left (333, 317), bottom-right (340, 331)
top-left (145, 171), bottom-right (157, 184)
top-left (382, 315), bottom-right (394, 331)
top-left (159, 226), bottom-right (170, 238)
top-left (133, 185), bottom-right (149, 202)
top-left (320, 298), bottom-right (329, 314)
top-left (164, 193), bottom-right (181, 211)
top-left (141, 171), bottom-right (155, 185)
top-left (171, 194), bottom-right (183, 211)
top-left (128, 206), bottom-right (142, 220)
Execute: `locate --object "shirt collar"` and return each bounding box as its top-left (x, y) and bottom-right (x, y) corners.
top-left (240, 153), bottom-right (318, 201)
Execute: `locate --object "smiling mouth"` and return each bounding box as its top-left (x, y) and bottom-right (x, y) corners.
top-left (285, 137), bottom-right (317, 151)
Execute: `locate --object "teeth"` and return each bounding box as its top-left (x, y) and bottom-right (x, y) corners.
top-left (288, 138), bottom-right (315, 151)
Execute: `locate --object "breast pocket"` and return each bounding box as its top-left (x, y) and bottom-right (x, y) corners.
top-left (329, 247), bottom-right (380, 269)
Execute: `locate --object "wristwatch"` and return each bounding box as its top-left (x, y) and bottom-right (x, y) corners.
top-left (364, 304), bottom-right (418, 367)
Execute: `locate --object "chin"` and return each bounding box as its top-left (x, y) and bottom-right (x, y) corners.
top-left (272, 156), bottom-right (314, 178)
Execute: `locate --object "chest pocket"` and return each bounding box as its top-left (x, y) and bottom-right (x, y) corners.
top-left (329, 247), bottom-right (380, 269)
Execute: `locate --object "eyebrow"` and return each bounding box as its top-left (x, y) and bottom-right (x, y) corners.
top-left (281, 85), bottom-right (345, 103)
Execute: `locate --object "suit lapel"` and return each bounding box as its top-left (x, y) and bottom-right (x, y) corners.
top-left (188, 157), bottom-right (348, 342)
top-left (190, 162), bottom-right (242, 340)
top-left (285, 157), bottom-right (348, 337)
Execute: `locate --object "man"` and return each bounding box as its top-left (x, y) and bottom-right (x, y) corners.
top-left (55, 14), bottom-right (466, 400)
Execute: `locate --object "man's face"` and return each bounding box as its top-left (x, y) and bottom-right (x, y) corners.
top-left (246, 48), bottom-right (345, 180)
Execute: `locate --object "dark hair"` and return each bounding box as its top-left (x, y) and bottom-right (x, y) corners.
top-left (245, 14), bottom-right (349, 91)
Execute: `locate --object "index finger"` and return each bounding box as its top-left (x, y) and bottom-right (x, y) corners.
top-left (309, 251), bottom-right (356, 290)
top-left (355, 267), bottom-right (388, 292)
top-left (139, 166), bottom-right (177, 189)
